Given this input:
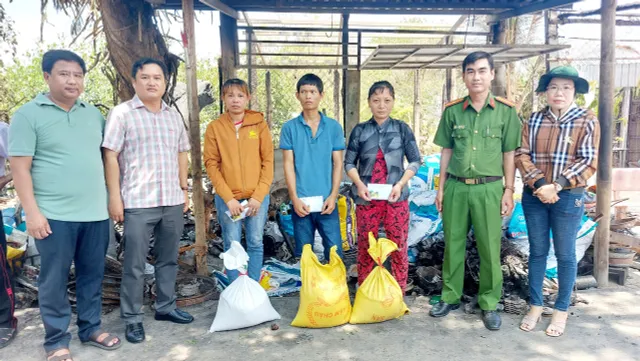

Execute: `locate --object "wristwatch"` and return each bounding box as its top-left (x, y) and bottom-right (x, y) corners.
top-left (553, 182), bottom-right (563, 193)
top-left (181, 186), bottom-right (188, 191)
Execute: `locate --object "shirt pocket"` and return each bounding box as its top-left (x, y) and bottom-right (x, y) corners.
top-left (452, 128), bottom-right (470, 145)
top-left (451, 128), bottom-right (470, 160)
top-left (161, 122), bottom-right (181, 152)
top-left (483, 127), bottom-right (503, 153)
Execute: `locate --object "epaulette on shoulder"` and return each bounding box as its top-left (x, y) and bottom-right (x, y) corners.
top-left (444, 97), bottom-right (465, 108)
top-left (495, 96), bottom-right (516, 108)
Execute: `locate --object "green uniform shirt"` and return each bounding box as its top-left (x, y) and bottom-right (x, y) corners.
top-left (9, 93), bottom-right (108, 222)
top-left (433, 93), bottom-right (521, 178)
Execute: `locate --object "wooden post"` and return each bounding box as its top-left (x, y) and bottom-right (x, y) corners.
top-left (247, 30), bottom-right (254, 109)
top-left (333, 70), bottom-right (340, 120)
top-left (182, 0), bottom-right (208, 275)
top-left (491, 21), bottom-right (507, 97)
top-left (265, 70), bottom-right (272, 128)
top-left (345, 70), bottom-right (360, 139)
top-left (444, 36), bottom-right (453, 103)
top-left (220, 12), bottom-right (238, 82)
top-left (545, 10), bottom-right (559, 71)
top-left (413, 70), bottom-right (421, 145)
top-left (619, 87), bottom-right (631, 167)
top-left (341, 13), bottom-right (349, 129)
top-left (594, 0), bottom-right (617, 287)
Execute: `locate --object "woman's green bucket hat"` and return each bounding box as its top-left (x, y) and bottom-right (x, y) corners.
top-left (535, 65), bottom-right (590, 94)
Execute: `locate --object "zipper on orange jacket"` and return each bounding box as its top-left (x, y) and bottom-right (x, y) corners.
top-left (235, 123), bottom-right (246, 194)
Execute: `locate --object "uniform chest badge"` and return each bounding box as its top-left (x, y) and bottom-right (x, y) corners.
top-left (248, 130), bottom-right (258, 139)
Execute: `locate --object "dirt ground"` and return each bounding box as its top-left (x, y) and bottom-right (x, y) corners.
top-left (2, 270), bottom-right (639, 361)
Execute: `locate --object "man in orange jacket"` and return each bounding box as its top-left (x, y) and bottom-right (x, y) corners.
top-left (203, 78), bottom-right (274, 282)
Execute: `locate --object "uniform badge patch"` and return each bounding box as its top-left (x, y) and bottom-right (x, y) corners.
top-left (564, 136), bottom-right (574, 145)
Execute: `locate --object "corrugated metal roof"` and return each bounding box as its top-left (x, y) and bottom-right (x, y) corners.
top-left (151, 0), bottom-right (579, 18)
top-left (361, 44), bottom-right (571, 69)
top-left (574, 62), bottom-right (640, 88)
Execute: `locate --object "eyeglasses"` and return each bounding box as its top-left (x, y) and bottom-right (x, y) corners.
top-left (546, 85), bottom-right (574, 94)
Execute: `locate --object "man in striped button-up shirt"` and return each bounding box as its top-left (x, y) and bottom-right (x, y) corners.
top-left (102, 58), bottom-right (193, 344)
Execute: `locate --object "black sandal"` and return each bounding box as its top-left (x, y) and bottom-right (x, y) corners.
top-left (0, 327), bottom-right (16, 349)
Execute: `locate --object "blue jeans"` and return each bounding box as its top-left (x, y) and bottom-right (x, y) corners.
top-left (35, 219), bottom-right (110, 353)
top-left (215, 195), bottom-right (269, 282)
top-left (292, 208), bottom-right (343, 261)
top-left (522, 189), bottom-right (584, 311)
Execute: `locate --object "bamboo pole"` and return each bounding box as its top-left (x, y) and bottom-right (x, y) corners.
top-left (182, 0), bottom-right (208, 275)
top-left (594, 0), bottom-right (617, 287)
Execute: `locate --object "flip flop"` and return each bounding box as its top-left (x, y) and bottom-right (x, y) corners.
top-left (46, 348), bottom-right (73, 361)
top-left (0, 327), bottom-right (16, 349)
top-left (82, 330), bottom-right (122, 351)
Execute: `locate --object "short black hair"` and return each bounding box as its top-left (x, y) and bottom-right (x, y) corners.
top-left (131, 58), bottom-right (168, 79)
top-left (42, 49), bottom-right (87, 74)
top-left (296, 73), bottom-right (324, 94)
top-left (368, 81), bottom-right (395, 100)
top-left (462, 51), bottom-right (494, 72)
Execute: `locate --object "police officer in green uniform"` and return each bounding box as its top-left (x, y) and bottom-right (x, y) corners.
top-left (429, 52), bottom-right (521, 330)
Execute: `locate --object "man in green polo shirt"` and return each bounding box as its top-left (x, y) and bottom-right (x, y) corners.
top-left (429, 51), bottom-right (521, 330)
top-left (9, 50), bottom-right (121, 360)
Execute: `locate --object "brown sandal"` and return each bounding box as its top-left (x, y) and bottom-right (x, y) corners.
top-left (46, 348), bottom-right (73, 361)
top-left (82, 330), bottom-right (122, 350)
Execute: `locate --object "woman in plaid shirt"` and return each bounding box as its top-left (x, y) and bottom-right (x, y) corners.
top-left (515, 66), bottom-right (600, 337)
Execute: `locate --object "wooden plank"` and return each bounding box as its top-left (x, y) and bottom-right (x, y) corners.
top-left (182, 0), bottom-right (208, 275)
top-left (610, 232), bottom-right (640, 248)
top-left (198, 0), bottom-right (238, 19)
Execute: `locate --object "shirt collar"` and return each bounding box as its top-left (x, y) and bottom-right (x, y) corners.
top-left (462, 93), bottom-right (496, 111)
top-left (546, 102), bottom-right (578, 121)
top-left (131, 94), bottom-right (169, 111)
top-left (297, 111), bottom-right (326, 127)
top-left (34, 92), bottom-right (87, 109)
top-left (367, 116), bottom-right (392, 130)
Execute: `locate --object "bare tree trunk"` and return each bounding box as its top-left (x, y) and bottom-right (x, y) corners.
top-left (99, 0), bottom-right (179, 102)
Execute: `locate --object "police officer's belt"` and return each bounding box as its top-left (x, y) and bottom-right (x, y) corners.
top-left (448, 174), bottom-right (502, 185)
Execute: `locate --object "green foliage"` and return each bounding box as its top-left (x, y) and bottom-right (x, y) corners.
top-left (0, 42), bottom-right (116, 120)
top-left (0, 3), bottom-right (17, 68)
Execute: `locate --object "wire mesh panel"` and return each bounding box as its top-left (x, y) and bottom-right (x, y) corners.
top-left (238, 68), bottom-right (341, 146)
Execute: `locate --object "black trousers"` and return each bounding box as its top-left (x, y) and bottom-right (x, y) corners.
top-left (0, 228), bottom-right (17, 329)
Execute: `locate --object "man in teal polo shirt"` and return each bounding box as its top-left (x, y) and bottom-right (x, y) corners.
top-left (9, 50), bottom-right (121, 360)
top-left (281, 73), bottom-right (345, 261)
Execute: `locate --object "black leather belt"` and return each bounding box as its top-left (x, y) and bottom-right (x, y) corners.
top-left (524, 186), bottom-right (585, 195)
top-left (448, 173), bottom-right (502, 185)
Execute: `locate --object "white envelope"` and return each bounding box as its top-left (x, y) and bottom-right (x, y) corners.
top-left (368, 184), bottom-right (393, 200)
top-left (300, 196), bottom-right (324, 213)
top-left (226, 200), bottom-right (249, 222)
